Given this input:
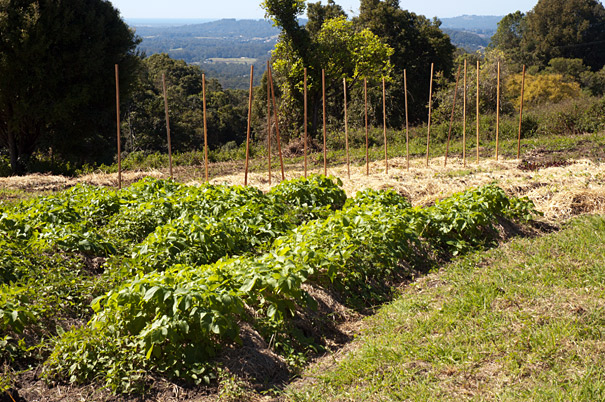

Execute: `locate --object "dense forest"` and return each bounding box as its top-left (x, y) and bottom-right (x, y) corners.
top-left (1, 0), bottom-right (604, 176)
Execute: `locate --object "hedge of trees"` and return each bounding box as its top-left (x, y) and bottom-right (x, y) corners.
top-left (1, 0), bottom-right (604, 175)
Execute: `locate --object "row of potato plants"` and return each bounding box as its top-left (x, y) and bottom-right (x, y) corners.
top-left (41, 181), bottom-right (538, 393)
top-left (0, 175), bottom-right (347, 388)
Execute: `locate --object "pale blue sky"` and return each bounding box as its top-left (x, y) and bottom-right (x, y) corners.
top-left (109, 0), bottom-right (545, 20)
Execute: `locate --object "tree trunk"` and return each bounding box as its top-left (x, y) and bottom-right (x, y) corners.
top-left (7, 129), bottom-right (20, 175)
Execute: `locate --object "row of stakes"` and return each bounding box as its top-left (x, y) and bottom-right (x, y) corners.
top-left (114, 60), bottom-right (527, 189)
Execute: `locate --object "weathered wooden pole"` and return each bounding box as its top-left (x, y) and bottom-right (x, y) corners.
top-left (382, 77), bottom-right (388, 174)
top-left (304, 68), bottom-right (308, 178)
top-left (463, 59), bottom-right (467, 167)
top-left (266, 62), bottom-right (272, 185)
top-left (426, 62), bottom-right (434, 166)
top-left (343, 77), bottom-right (350, 179)
top-left (115, 64), bottom-right (122, 190)
top-left (476, 60), bottom-right (480, 163)
top-left (268, 65), bottom-right (285, 181)
top-left (202, 73), bottom-right (209, 182)
top-left (322, 69), bottom-right (327, 176)
top-left (404, 69), bottom-right (409, 171)
top-left (364, 77), bottom-right (369, 176)
top-left (162, 73), bottom-right (173, 178)
top-left (444, 64), bottom-right (461, 167)
top-left (244, 65), bottom-right (254, 186)
top-left (517, 64), bottom-right (526, 159)
top-left (495, 61), bottom-right (500, 161)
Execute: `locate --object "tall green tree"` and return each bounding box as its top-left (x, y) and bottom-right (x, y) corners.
top-left (489, 11), bottom-right (527, 69)
top-left (0, 0), bottom-right (140, 174)
top-left (261, 0), bottom-right (392, 140)
top-left (355, 0), bottom-right (456, 124)
top-left (522, 0), bottom-right (605, 70)
top-left (126, 54), bottom-right (248, 153)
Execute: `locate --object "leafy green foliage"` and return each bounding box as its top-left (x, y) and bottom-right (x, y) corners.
top-left (42, 181), bottom-right (537, 393)
top-left (413, 184), bottom-right (539, 255)
top-left (0, 177), bottom-right (538, 394)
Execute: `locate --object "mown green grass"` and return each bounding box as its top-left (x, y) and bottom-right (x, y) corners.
top-left (285, 214), bottom-right (605, 401)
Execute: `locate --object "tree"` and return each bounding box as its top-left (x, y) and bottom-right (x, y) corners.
top-left (522, 0), bottom-right (605, 70)
top-left (261, 0), bottom-right (392, 141)
top-left (0, 0), bottom-right (140, 174)
top-left (306, 0), bottom-right (346, 35)
top-left (355, 0), bottom-right (456, 124)
top-left (489, 11), bottom-right (527, 69)
top-left (490, 11), bottom-right (525, 51)
top-left (125, 54), bottom-right (249, 153)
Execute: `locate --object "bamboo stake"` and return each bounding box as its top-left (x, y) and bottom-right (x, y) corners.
top-left (476, 60), bottom-right (480, 163)
top-left (444, 64), bottom-right (461, 167)
top-left (364, 77), bottom-right (369, 176)
top-left (404, 69), bottom-right (409, 171)
top-left (343, 77), bottom-right (350, 179)
top-left (162, 73), bottom-right (173, 178)
top-left (463, 59), bottom-right (467, 167)
top-left (322, 69), bottom-right (327, 176)
top-left (517, 64), bottom-right (526, 159)
top-left (202, 73), bottom-right (209, 182)
top-left (268, 65), bottom-right (285, 181)
top-left (115, 64), bottom-right (121, 190)
top-left (266, 62), bottom-right (272, 185)
top-left (304, 68), bottom-right (308, 178)
top-left (426, 62), bottom-right (434, 166)
top-left (495, 61), bottom-right (500, 161)
top-left (244, 65), bottom-right (254, 186)
top-left (382, 77), bottom-right (388, 174)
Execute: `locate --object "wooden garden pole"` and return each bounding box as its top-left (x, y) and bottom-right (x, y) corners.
top-left (244, 65), bottom-right (254, 186)
top-left (444, 64), bottom-right (461, 167)
top-left (268, 65), bottom-right (285, 181)
top-left (364, 77), bottom-right (369, 176)
top-left (426, 62), bottom-right (434, 166)
top-left (202, 73), bottom-right (209, 182)
top-left (404, 69), bottom-right (409, 171)
top-left (343, 77), bottom-right (350, 179)
top-left (382, 77), bottom-right (388, 174)
top-left (115, 64), bottom-right (122, 190)
top-left (162, 73), bottom-right (173, 178)
top-left (463, 59), bottom-right (467, 167)
top-left (304, 68), bottom-right (308, 178)
top-left (517, 65), bottom-right (526, 159)
top-left (495, 61), bottom-right (500, 161)
top-left (322, 69), bottom-right (327, 176)
top-left (267, 62), bottom-right (272, 185)
top-left (476, 60), bottom-right (480, 163)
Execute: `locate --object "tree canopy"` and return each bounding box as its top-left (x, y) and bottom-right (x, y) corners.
top-left (491, 0), bottom-right (605, 71)
top-left (125, 53), bottom-right (249, 154)
top-left (0, 0), bottom-right (140, 174)
top-left (261, 0), bottom-right (455, 140)
top-left (355, 0), bottom-right (456, 124)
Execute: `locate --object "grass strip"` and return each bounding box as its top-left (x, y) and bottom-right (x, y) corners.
top-left (286, 214), bottom-right (605, 401)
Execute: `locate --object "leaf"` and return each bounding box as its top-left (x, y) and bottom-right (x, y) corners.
top-left (143, 286), bottom-right (161, 302)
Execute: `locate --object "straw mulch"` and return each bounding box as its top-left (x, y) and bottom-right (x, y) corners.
top-left (208, 156), bottom-right (605, 223)
top-left (2, 156), bottom-right (604, 223)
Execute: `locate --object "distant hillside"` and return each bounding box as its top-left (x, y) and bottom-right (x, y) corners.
top-left (440, 15), bottom-right (502, 32)
top-left (132, 19), bottom-right (280, 39)
top-left (442, 29), bottom-right (490, 52)
top-left (439, 15), bottom-right (502, 52)
top-left (130, 19), bottom-right (279, 89)
top-left (130, 16), bottom-right (504, 88)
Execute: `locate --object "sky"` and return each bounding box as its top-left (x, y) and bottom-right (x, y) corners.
top-left (109, 0), bottom-right (545, 20)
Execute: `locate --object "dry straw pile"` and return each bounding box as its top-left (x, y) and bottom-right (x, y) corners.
top-left (2, 156), bottom-right (604, 223)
